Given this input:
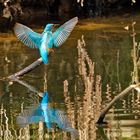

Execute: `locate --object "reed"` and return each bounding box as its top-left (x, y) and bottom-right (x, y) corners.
top-left (63, 35), bottom-right (102, 140)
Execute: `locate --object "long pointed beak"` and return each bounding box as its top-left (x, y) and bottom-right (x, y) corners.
top-left (53, 24), bottom-right (59, 28)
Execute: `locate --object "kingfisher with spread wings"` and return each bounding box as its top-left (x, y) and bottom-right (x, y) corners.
top-left (14, 17), bottom-right (78, 64)
top-left (16, 92), bottom-right (79, 139)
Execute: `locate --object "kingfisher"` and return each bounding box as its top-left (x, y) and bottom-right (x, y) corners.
top-left (16, 91), bottom-right (79, 138)
top-left (14, 17), bottom-right (78, 64)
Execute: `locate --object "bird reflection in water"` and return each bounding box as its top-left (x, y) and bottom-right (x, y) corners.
top-left (16, 91), bottom-right (79, 139)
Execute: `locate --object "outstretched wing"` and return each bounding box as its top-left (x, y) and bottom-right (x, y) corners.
top-left (53, 17), bottom-right (78, 47)
top-left (50, 109), bottom-right (79, 138)
top-left (16, 106), bottom-right (44, 127)
top-left (14, 23), bottom-right (42, 49)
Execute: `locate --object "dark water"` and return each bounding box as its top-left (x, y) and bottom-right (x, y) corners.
top-left (0, 19), bottom-right (140, 140)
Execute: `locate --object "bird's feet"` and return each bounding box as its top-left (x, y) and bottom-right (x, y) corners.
top-left (48, 48), bottom-right (54, 54)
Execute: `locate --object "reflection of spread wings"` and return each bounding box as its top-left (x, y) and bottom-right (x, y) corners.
top-left (16, 91), bottom-right (78, 138)
top-left (17, 106), bottom-right (72, 129)
top-left (14, 23), bottom-right (42, 49)
top-left (50, 109), bottom-right (79, 138)
top-left (16, 106), bottom-right (78, 138)
top-left (16, 106), bottom-right (44, 127)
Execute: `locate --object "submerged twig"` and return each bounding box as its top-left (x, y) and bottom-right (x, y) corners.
top-left (97, 84), bottom-right (140, 124)
top-left (8, 57), bottom-right (43, 79)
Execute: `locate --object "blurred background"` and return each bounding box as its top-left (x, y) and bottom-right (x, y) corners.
top-left (0, 0), bottom-right (140, 31)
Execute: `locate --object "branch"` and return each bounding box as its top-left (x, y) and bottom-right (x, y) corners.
top-left (8, 57), bottom-right (43, 79)
top-left (97, 84), bottom-right (140, 124)
top-left (13, 78), bottom-right (44, 97)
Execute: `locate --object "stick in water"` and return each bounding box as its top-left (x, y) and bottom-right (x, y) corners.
top-left (8, 57), bottom-right (43, 79)
top-left (97, 84), bottom-right (140, 124)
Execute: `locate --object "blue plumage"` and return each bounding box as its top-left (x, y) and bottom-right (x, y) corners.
top-left (42, 24), bottom-right (54, 34)
top-left (14, 17), bottom-right (78, 64)
top-left (16, 91), bottom-right (79, 138)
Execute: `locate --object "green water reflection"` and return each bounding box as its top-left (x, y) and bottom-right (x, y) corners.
top-left (0, 19), bottom-right (140, 140)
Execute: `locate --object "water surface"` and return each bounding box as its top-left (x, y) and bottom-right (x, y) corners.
top-left (0, 17), bottom-right (140, 140)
